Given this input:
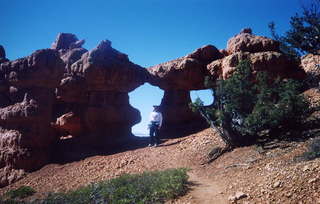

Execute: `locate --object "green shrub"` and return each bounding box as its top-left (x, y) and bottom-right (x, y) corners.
top-left (4, 186), bottom-right (36, 200)
top-left (32, 168), bottom-right (189, 204)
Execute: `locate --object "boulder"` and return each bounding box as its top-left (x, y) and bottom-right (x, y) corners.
top-left (148, 45), bottom-right (223, 90)
top-left (227, 28), bottom-right (280, 54)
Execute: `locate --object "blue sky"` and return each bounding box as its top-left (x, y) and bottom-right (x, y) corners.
top-left (0, 0), bottom-right (306, 135)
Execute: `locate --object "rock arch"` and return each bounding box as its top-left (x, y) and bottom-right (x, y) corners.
top-left (0, 29), bottom-right (307, 187)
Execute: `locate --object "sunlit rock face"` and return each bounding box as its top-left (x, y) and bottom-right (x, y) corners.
top-left (301, 53), bottom-right (320, 88)
top-left (0, 49), bottom-right (65, 187)
top-left (207, 51), bottom-right (305, 80)
top-left (226, 28), bottom-right (280, 54)
top-left (148, 45), bottom-right (223, 90)
top-left (147, 45), bottom-right (222, 137)
top-left (208, 29), bottom-right (306, 81)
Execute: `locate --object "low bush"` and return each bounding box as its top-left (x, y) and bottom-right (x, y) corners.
top-left (4, 186), bottom-right (36, 200)
top-left (30, 168), bottom-right (189, 204)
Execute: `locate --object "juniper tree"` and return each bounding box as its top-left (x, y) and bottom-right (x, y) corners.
top-left (191, 60), bottom-right (310, 161)
top-left (269, 0), bottom-right (320, 57)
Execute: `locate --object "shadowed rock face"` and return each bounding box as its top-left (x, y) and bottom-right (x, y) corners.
top-left (0, 49), bottom-right (65, 187)
top-left (55, 40), bottom-right (148, 146)
top-left (51, 33), bottom-right (85, 50)
top-left (51, 33), bottom-right (88, 74)
top-left (72, 40), bottom-right (148, 92)
top-left (147, 45), bottom-right (222, 137)
top-left (159, 90), bottom-right (209, 138)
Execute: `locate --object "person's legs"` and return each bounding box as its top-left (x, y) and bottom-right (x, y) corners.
top-left (154, 125), bottom-right (160, 145)
top-left (149, 124), bottom-right (155, 146)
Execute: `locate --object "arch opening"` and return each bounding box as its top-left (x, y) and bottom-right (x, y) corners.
top-left (129, 83), bottom-right (164, 137)
top-left (190, 89), bottom-right (214, 105)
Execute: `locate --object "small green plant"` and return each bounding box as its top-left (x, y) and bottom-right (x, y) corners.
top-left (31, 168), bottom-right (189, 204)
top-left (297, 138), bottom-right (320, 161)
top-left (4, 186), bottom-right (36, 200)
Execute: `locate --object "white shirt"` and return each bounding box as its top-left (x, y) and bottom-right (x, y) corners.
top-left (149, 111), bottom-right (163, 127)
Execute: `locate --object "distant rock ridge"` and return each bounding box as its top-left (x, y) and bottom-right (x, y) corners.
top-left (0, 28), bottom-right (308, 187)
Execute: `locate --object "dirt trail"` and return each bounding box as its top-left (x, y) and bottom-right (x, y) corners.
top-left (185, 171), bottom-right (228, 204)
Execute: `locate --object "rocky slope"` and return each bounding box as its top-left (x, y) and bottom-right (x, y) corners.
top-left (1, 128), bottom-right (319, 203)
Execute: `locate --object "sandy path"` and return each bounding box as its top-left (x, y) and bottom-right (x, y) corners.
top-left (186, 171), bottom-right (228, 204)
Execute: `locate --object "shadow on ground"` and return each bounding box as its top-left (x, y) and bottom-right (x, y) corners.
top-left (51, 135), bottom-right (152, 165)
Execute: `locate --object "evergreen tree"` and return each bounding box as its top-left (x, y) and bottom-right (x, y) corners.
top-left (269, 0), bottom-right (320, 57)
top-left (191, 60), bottom-right (310, 160)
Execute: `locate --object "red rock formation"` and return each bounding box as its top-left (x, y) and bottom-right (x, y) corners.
top-left (301, 54), bottom-right (320, 88)
top-left (54, 112), bottom-right (83, 137)
top-left (208, 29), bottom-right (305, 81)
top-left (64, 40), bottom-right (148, 145)
top-left (0, 49), bottom-right (64, 187)
top-left (148, 45), bottom-right (222, 90)
top-left (72, 40), bottom-right (147, 92)
top-left (0, 29), bottom-right (312, 187)
top-left (226, 29), bottom-right (280, 54)
top-left (208, 51), bottom-right (305, 80)
top-left (51, 33), bottom-right (88, 73)
top-left (159, 90), bottom-right (209, 137)
top-left (148, 45), bottom-right (221, 137)
top-left (51, 33), bottom-right (88, 139)
top-left (51, 33), bottom-right (85, 50)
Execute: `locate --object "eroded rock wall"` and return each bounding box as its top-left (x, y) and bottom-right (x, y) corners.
top-left (54, 38), bottom-right (148, 146)
top-left (0, 48), bottom-right (65, 187)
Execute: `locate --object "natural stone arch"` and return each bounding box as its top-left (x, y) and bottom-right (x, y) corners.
top-left (0, 29), bottom-right (309, 187)
top-left (147, 45), bottom-right (224, 137)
